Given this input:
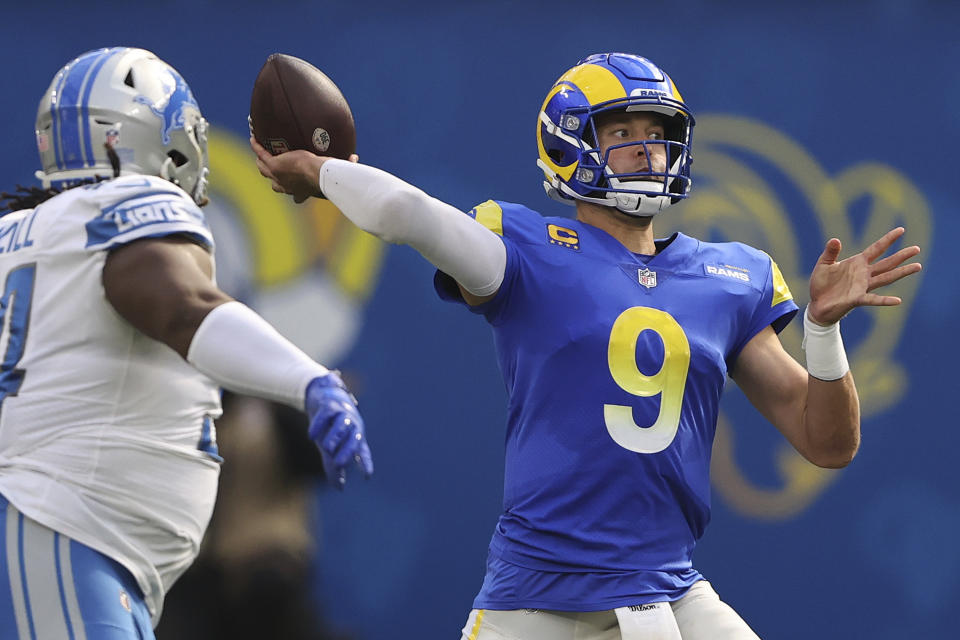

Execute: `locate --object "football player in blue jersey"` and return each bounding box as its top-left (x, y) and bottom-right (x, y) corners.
top-left (0, 48), bottom-right (372, 639)
top-left (252, 52), bottom-right (922, 639)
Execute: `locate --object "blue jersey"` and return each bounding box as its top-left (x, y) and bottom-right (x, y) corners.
top-left (435, 201), bottom-right (798, 610)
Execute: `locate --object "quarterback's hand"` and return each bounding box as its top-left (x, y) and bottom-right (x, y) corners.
top-left (305, 372), bottom-right (373, 489)
top-left (251, 136), bottom-right (359, 203)
top-left (808, 227), bottom-right (922, 325)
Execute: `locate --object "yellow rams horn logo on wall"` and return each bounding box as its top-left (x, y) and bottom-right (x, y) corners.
top-left (203, 127), bottom-right (385, 364)
top-left (661, 115), bottom-right (932, 520)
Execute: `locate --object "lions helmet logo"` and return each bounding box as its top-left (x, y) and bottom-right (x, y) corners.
top-left (134, 69), bottom-right (201, 145)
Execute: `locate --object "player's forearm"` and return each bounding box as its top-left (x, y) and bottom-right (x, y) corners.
top-left (187, 301), bottom-right (329, 410)
top-left (799, 305), bottom-right (860, 467)
top-left (800, 374), bottom-right (861, 468)
top-left (319, 159), bottom-right (506, 296)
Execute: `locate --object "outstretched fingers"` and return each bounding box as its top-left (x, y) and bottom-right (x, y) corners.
top-left (868, 261), bottom-right (923, 291)
top-left (870, 244), bottom-right (921, 273)
top-left (858, 292), bottom-right (902, 307)
top-left (862, 227), bottom-right (906, 262)
top-left (865, 232), bottom-right (921, 291)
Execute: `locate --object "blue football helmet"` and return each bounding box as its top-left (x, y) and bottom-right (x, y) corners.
top-left (35, 47), bottom-right (209, 205)
top-left (537, 53), bottom-right (695, 216)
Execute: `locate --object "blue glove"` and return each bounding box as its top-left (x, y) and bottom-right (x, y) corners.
top-left (305, 371), bottom-right (373, 489)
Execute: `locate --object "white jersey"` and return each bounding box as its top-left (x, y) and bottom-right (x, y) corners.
top-left (0, 175), bottom-right (222, 624)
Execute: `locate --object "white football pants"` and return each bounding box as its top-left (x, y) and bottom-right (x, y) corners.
top-left (460, 581), bottom-right (761, 640)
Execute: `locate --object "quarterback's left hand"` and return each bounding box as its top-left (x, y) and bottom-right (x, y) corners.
top-left (305, 372), bottom-right (373, 489)
top-left (808, 227), bottom-right (921, 326)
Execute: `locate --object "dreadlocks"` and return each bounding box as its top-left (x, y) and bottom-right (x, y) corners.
top-left (0, 184), bottom-right (62, 214)
top-left (2, 142), bottom-right (121, 215)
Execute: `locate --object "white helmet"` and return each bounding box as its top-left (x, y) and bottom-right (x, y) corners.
top-left (35, 47), bottom-right (209, 205)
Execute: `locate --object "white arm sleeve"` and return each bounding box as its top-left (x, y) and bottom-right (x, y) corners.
top-left (187, 301), bottom-right (329, 410)
top-left (319, 159), bottom-right (506, 297)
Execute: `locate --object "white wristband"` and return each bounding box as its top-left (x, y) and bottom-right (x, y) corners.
top-left (187, 301), bottom-right (329, 409)
top-left (801, 304), bottom-right (850, 381)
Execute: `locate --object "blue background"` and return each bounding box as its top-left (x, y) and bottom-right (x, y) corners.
top-left (3, 1), bottom-right (957, 638)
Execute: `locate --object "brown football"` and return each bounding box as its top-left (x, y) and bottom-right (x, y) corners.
top-left (249, 53), bottom-right (356, 159)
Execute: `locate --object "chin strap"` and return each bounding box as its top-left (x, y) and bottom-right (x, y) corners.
top-left (611, 184), bottom-right (672, 217)
top-left (542, 176), bottom-right (671, 217)
top-left (540, 147), bottom-right (684, 217)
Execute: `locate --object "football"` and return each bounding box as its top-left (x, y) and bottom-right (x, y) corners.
top-left (249, 53), bottom-right (356, 159)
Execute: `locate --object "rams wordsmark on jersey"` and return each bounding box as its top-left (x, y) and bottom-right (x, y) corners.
top-left (435, 200), bottom-right (798, 610)
top-left (0, 176), bottom-right (220, 623)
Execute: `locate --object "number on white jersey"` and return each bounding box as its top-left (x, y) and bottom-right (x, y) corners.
top-left (0, 263), bottom-right (36, 413)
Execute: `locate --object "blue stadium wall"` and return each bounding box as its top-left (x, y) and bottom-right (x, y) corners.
top-left (2, 1), bottom-right (956, 638)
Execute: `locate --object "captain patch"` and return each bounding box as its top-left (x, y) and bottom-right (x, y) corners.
top-left (547, 224), bottom-right (580, 250)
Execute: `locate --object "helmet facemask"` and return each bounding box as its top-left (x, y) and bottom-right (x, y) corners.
top-left (576, 106), bottom-right (692, 216)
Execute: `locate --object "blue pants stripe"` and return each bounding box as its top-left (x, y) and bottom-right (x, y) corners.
top-left (54, 533), bottom-right (78, 640)
top-left (16, 513), bottom-right (36, 640)
top-left (0, 493), bottom-right (152, 639)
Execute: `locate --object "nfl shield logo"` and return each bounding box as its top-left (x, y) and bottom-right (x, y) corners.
top-left (638, 267), bottom-right (657, 288)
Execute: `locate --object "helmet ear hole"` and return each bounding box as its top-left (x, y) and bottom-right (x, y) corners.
top-left (167, 150), bottom-right (188, 167)
top-left (124, 70), bottom-right (135, 88)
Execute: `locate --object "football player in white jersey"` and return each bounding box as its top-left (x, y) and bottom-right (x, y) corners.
top-left (0, 47), bottom-right (373, 639)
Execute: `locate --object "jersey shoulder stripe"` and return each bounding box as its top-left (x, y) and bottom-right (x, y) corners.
top-left (467, 200), bottom-right (503, 236)
top-left (763, 251), bottom-right (793, 307)
top-left (81, 176), bottom-right (212, 251)
top-left (469, 200), bottom-right (571, 249)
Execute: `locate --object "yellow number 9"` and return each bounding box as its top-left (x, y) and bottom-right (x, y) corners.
top-left (604, 307), bottom-right (691, 453)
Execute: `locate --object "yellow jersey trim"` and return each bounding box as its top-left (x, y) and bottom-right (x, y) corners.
top-left (472, 200), bottom-right (503, 236)
top-left (770, 258), bottom-right (793, 307)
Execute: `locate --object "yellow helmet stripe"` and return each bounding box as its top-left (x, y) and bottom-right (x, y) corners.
top-left (667, 74), bottom-right (684, 103)
top-left (557, 63), bottom-right (628, 105)
top-left (536, 103), bottom-right (577, 181)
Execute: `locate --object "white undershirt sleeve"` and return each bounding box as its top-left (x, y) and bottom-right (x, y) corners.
top-left (319, 159), bottom-right (506, 297)
top-left (187, 301), bottom-right (329, 410)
